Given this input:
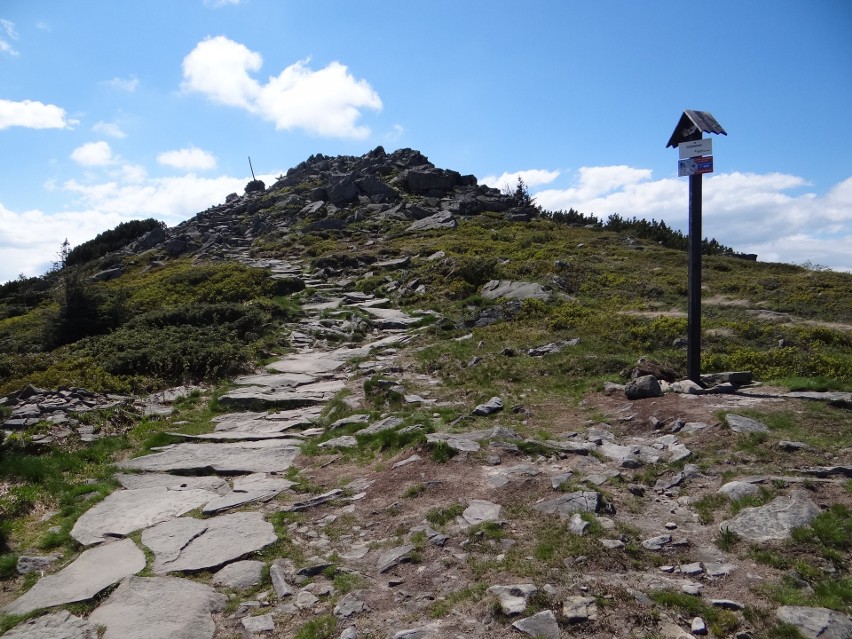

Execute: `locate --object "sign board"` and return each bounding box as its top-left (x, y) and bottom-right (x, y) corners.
top-left (678, 138), bottom-right (713, 159)
top-left (678, 156), bottom-right (714, 177)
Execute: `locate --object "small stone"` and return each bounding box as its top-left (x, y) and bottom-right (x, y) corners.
top-left (295, 590), bottom-right (319, 609)
top-left (568, 513), bottom-right (589, 536)
top-left (711, 599), bottom-right (745, 610)
top-left (270, 563), bottom-right (293, 598)
top-left (487, 584), bottom-right (537, 615)
top-left (777, 440), bottom-right (809, 452)
top-left (628, 483), bottom-right (645, 496)
top-left (334, 592), bottom-right (367, 618)
top-left (718, 481), bottom-right (761, 500)
top-left (562, 595), bottom-right (598, 622)
top-left (512, 609), bottom-right (560, 639)
top-left (473, 396), bottom-right (503, 416)
top-left (726, 414), bottom-right (769, 434)
top-left (212, 560), bottom-right (264, 590)
top-left (682, 583), bottom-right (703, 595)
top-left (377, 545), bottom-right (414, 573)
top-left (704, 562), bottom-right (736, 577)
top-left (340, 628), bottom-right (358, 639)
top-left (642, 534), bottom-right (672, 550)
top-left (665, 522), bottom-right (677, 530)
top-left (242, 613), bottom-right (275, 633)
top-left (462, 500), bottom-right (502, 525)
top-left (691, 617), bottom-right (708, 635)
top-left (600, 539), bottom-right (624, 549)
top-left (681, 562), bottom-right (704, 576)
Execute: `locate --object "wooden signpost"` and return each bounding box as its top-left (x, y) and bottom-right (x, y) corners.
top-left (666, 110), bottom-right (727, 384)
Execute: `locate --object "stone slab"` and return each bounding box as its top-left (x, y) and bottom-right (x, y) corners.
top-left (117, 440), bottom-right (300, 474)
top-left (89, 576), bottom-right (227, 639)
top-left (232, 372), bottom-right (316, 387)
top-left (71, 487), bottom-right (217, 546)
top-left (267, 353), bottom-right (346, 375)
top-left (202, 473), bottom-right (294, 514)
top-left (142, 512), bottom-right (277, 573)
top-left (114, 473), bottom-right (229, 494)
top-left (0, 610), bottom-right (98, 639)
top-left (2, 539), bottom-right (145, 615)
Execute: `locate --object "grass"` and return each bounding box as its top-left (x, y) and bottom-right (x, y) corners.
top-left (293, 614), bottom-right (337, 639)
top-left (426, 502), bottom-right (465, 527)
top-left (428, 583), bottom-right (488, 618)
top-left (715, 527), bottom-right (740, 552)
top-left (692, 494), bottom-right (729, 525)
top-left (649, 590), bottom-right (740, 636)
top-left (748, 506), bottom-right (851, 613)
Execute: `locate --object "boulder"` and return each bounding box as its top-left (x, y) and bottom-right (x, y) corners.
top-left (776, 606), bottom-right (852, 639)
top-left (625, 375), bottom-right (663, 399)
top-left (406, 210), bottom-right (457, 231)
top-left (720, 491), bottom-right (821, 542)
top-left (480, 279), bottom-right (550, 301)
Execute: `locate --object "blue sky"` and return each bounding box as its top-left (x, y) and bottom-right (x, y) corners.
top-left (1, 0), bottom-right (851, 283)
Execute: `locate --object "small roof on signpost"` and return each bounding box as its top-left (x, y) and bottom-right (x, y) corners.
top-left (666, 110), bottom-right (728, 148)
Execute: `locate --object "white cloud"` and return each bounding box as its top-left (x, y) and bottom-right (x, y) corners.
top-left (157, 146), bottom-right (217, 171)
top-left (528, 165), bottom-right (852, 271)
top-left (1, 18), bottom-right (18, 56)
top-left (104, 75), bottom-right (139, 92)
top-left (0, 201), bottom-right (128, 281)
top-left (0, 98), bottom-right (78, 130)
top-left (181, 36), bottom-right (382, 139)
top-left (480, 169), bottom-right (561, 191)
top-left (92, 121), bottom-right (127, 138)
top-left (71, 141), bottom-right (115, 167)
top-left (0, 169), bottom-right (278, 283)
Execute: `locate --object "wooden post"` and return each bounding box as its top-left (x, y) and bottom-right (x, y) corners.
top-left (687, 173), bottom-right (702, 383)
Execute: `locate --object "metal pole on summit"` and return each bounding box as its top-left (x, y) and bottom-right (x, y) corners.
top-left (666, 110), bottom-right (727, 384)
top-left (248, 156), bottom-right (257, 181)
top-left (687, 173), bottom-right (703, 383)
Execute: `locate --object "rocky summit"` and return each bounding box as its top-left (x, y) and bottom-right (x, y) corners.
top-left (0, 148), bottom-right (851, 639)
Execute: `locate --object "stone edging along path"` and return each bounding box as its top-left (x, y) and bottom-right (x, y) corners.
top-left (2, 251), bottom-right (851, 639)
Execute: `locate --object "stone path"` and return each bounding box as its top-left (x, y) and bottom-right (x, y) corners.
top-left (2, 251), bottom-right (850, 639)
